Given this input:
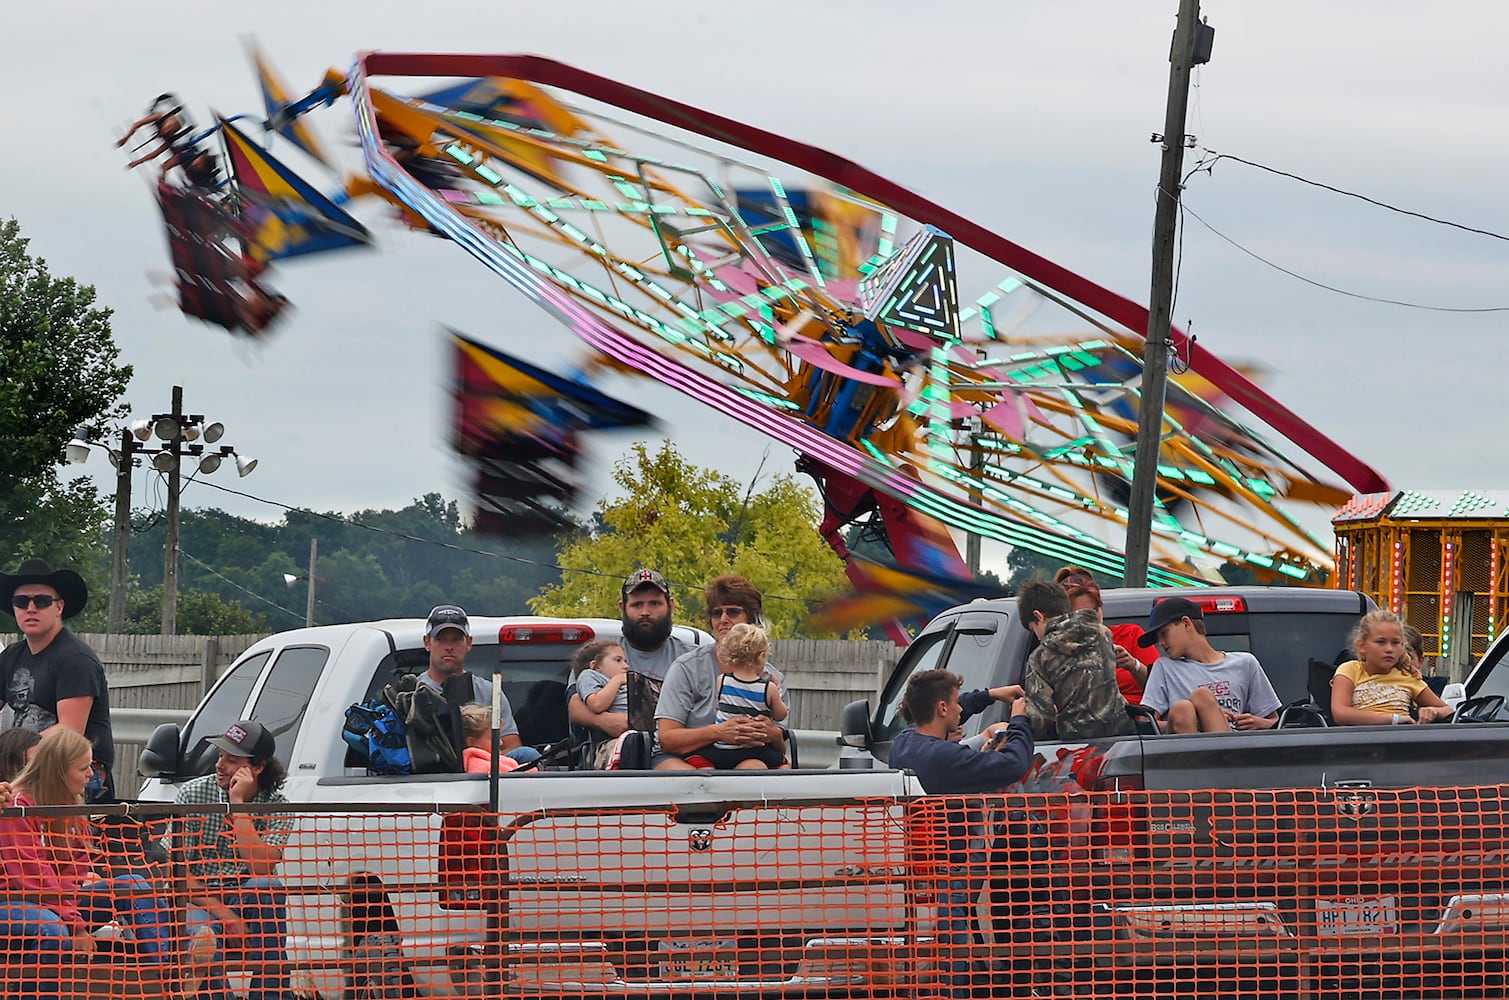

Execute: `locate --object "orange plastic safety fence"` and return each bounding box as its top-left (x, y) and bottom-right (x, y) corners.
top-left (1, 788), bottom-right (1506, 998)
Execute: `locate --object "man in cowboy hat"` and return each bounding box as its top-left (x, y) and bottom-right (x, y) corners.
top-left (0, 558), bottom-right (115, 800)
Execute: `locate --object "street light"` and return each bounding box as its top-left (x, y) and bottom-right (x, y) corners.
top-left (66, 386), bottom-right (257, 635)
top-left (282, 538), bottom-right (319, 627)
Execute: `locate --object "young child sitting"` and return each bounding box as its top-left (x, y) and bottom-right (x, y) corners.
top-left (573, 640), bottom-right (631, 768)
top-left (1331, 610), bottom-right (1451, 725)
top-left (458, 705), bottom-right (521, 775)
top-left (706, 623), bottom-right (789, 770)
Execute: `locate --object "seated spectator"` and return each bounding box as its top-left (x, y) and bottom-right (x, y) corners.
top-left (421, 605), bottom-right (540, 767)
top-left (0, 730), bottom-right (171, 973)
top-left (1138, 598), bottom-right (1281, 733)
top-left (458, 704), bottom-right (522, 775)
top-left (172, 720), bottom-right (295, 1000)
top-left (1018, 580), bottom-right (1136, 741)
top-left (0, 728), bottom-right (40, 782)
top-left (1331, 610), bottom-right (1451, 726)
top-left (1054, 566), bottom-right (1157, 701)
top-left (655, 575), bottom-right (788, 770)
top-left (572, 640), bottom-right (631, 768)
top-left (703, 624), bottom-right (788, 770)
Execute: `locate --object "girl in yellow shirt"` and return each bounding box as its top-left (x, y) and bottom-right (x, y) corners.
top-left (1331, 610), bottom-right (1450, 725)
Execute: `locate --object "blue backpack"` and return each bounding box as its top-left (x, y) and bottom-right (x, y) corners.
top-left (343, 699), bottom-right (413, 775)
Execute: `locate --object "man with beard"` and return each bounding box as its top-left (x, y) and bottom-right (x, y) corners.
top-left (566, 569), bottom-right (695, 740)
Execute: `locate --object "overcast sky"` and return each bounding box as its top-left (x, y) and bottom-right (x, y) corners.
top-left (6, 1), bottom-right (1506, 575)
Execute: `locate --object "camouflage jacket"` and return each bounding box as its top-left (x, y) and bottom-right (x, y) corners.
top-left (1023, 608), bottom-right (1137, 741)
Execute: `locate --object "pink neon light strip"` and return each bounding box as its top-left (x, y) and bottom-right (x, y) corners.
top-left (359, 52), bottom-right (1386, 495)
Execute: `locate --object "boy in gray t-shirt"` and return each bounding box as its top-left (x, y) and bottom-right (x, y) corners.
top-left (1136, 597), bottom-right (1281, 733)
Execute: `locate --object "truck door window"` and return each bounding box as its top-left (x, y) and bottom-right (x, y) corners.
top-left (180, 651), bottom-right (271, 777)
top-left (873, 631), bottom-right (951, 744)
top-left (249, 646), bottom-right (329, 766)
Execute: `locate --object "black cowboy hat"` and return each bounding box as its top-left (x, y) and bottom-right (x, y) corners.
top-left (1, 558), bottom-right (88, 619)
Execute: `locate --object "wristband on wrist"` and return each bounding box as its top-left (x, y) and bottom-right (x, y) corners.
top-left (1391, 713), bottom-right (1400, 725)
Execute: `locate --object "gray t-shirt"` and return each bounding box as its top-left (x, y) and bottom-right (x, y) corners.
top-left (418, 670), bottom-right (519, 738)
top-left (624, 634), bottom-right (697, 682)
top-left (1140, 652), bottom-right (1281, 720)
top-left (576, 668), bottom-right (629, 714)
top-left (654, 644), bottom-right (789, 729)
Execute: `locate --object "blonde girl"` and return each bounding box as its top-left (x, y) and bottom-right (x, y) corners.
top-left (1331, 610), bottom-right (1450, 725)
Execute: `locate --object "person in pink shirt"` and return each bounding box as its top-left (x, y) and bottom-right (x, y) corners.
top-left (459, 704), bottom-right (522, 775)
top-left (0, 729), bottom-right (171, 986)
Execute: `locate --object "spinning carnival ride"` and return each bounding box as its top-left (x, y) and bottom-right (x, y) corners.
top-left (120, 50), bottom-right (1390, 620)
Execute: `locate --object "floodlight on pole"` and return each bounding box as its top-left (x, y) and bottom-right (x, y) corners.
top-left (64, 389), bottom-right (260, 636)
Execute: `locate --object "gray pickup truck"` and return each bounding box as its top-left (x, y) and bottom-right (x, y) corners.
top-left (839, 585), bottom-right (1509, 790)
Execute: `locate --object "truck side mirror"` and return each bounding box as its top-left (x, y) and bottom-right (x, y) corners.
top-left (1441, 683), bottom-right (1466, 712)
top-left (137, 723), bottom-right (183, 779)
top-left (839, 699), bottom-right (873, 749)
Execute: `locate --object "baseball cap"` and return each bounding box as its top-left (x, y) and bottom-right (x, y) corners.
top-left (1137, 596), bottom-right (1205, 647)
top-left (621, 569), bottom-right (670, 600)
top-left (206, 719), bottom-right (276, 760)
top-left (426, 605), bottom-right (471, 637)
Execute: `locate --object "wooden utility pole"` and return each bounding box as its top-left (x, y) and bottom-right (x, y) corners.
top-left (304, 537), bottom-right (318, 628)
top-left (108, 427), bottom-right (133, 634)
top-left (161, 385), bottom-right (185, 635)
top-left (1124, 0), bottom-right (1210, 587)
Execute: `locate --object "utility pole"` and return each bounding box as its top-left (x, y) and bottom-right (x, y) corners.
top-left (965, 421), bottom-right (984, 578)
top-left (1123, 0), bottom-right (1212, 588)
top-left (304, 537), bottom-right (318, 628)
top-left (161, 385), bottom-right (185, 635)
top-left (109, 427), bottom-right (133, 634)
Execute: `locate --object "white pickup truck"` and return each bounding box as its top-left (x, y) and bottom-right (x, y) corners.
top-left (134, 616), bottom-right (922, 998)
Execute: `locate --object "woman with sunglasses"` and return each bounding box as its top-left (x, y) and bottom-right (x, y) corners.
top-left (0, 559), bottom-right (115, 802)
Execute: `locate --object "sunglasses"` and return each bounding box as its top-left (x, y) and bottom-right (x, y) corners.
top-left (709, 606), bottom-right (748, 620)
top-left (12, 594), bottom-right (57, 610)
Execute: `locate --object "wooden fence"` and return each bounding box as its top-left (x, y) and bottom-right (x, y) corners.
top-left (2, 632), bottom-right (894, 795)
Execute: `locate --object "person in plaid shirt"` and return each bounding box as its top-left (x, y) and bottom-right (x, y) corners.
top-left (172, 720), bottom-right (294, 1000)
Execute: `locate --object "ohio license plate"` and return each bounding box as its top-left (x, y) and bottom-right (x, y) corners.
top-left (1316, 895), bottom-right (1397, 936)
top-left (657, 937), bottom-right (739, 980)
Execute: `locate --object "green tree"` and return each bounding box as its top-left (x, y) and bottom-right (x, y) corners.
top-left (1003, 546), bottom-right (1068, 593)
top-left (70, 585), bottom-right (268, 635)
top-left (530, 441), bottom-right (847, 637)
top-left (0, 217), bottom-right (132, 569)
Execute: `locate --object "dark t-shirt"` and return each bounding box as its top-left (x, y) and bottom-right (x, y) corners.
top-left (0, 627), bottom-right (115, 766)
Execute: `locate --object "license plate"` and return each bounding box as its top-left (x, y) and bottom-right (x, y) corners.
top-left (1316, 895), bottom-right (1397, 936)
top-left (658, 937), bottom-right (739, 980)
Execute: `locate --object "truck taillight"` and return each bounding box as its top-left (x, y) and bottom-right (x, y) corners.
top-left (1098, 775), bottom-right (1143, 791)
top-left (1092, 790), bottom-right (1146, 862)
top-left (439, 812), bottom-right (501, 909)
top-left (498, 624), bottom-right (595, 643)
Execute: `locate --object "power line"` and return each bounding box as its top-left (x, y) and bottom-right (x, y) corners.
top-left (179, 549), bottom-right (308, 621)
top-left (1179, 202), bottom-right (1509, 314)
top-left (1194, 149), bottom-right (1509, 244)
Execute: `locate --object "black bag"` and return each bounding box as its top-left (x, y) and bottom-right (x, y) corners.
top-left (403, 682), bottom-right (464, 774)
